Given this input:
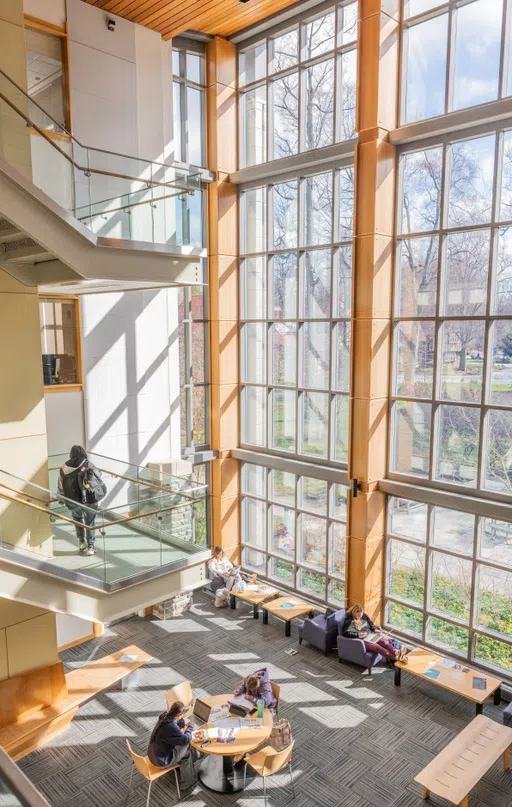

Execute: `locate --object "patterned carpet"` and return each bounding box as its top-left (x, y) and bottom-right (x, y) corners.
top-left (19, 593), bottom-right (511, 807)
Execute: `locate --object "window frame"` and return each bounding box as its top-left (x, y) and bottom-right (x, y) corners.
top-left (39, 295), bottom-right (83, 392)
top-left (172, 43), bottom-right (207, 168)
top-left (24, 15), bottom-right (73, 136)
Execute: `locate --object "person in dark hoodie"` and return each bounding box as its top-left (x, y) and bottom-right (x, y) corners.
top-left (233, 667), bottom-right (276, 709)
top-left (57, 445), bottom-right (103, 556)
top-left (341, 603), bottom-right (408, 663)
top-left (148, 701), bottom-right (199, 790)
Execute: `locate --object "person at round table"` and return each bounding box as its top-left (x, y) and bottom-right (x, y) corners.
top-left (208, 546), bottom-right (241, 592)
top-left (341, 604), bottom-right (408, 663)
top-left (147, 700), bottom-right (199, 790)
top-left (234, 667), bottom-right (276, 709)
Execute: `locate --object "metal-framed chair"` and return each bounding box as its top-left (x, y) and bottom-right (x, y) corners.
top-left (125, 739), bottom-right (180, 807)
top-left (243, 742), bottom-right (295, 807)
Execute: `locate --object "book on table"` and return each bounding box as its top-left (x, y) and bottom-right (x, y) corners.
top-left (228, 695), bottom-right (255, 715)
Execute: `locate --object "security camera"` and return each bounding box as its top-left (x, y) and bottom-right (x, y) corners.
top-left (107, 18), bottom-right (116, 31)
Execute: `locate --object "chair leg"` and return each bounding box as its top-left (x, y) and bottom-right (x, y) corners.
top-left (146, 780), bottom-right (152, 807)
top-left (262, 775), bottom-right (268, 807)
top-left (125, 764), bottom-right (134, 805)
top-left (367, 666), bottom-right (372, 675)
top-left (289, 762), bottom-right (295, 798)
top-left (299, 636), bottom-right (302, 645)
top-left (174, 768), bottom-right (181, 801)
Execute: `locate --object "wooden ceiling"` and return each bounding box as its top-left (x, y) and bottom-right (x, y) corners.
top-left (84, 0), bottom-right (301, 39)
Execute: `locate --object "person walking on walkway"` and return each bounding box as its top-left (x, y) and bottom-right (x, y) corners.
top-left (58, 445), bottom-right (105, 556)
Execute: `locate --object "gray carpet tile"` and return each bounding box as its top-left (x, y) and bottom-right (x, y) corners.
top-left (18, 591), bottom-right (511, 807)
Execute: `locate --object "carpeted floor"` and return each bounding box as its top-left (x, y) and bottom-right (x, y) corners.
top-left (18, 592), bottom-right (511, 807)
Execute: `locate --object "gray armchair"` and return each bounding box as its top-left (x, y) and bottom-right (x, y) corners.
top-left (299, 608), bottom-right (344, 655)
top-left (504, 702), bottom-right (512, 727)
top-left (336, 609), bottom-right (383, 674)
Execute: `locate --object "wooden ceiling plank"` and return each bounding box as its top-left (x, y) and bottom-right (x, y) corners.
top-left (105, 0), bottom-right (142, 15)
top-left (156, 0), bottom-right (235, 36)
top-left (139, 0), bottom-right (211, 31)
top-left (134, 1), bottom-right (180, 25)
top-left (159, 0), bottom-right (280, 39)
top-left (208, 0), bottom-right (300, 35)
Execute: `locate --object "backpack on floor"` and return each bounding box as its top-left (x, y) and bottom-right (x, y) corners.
top-left (214, 587), bottom-right (230, 608)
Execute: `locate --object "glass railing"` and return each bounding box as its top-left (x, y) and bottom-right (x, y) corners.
top-left (0, 68), bottom-right (204, 249)
top-left (0, 745), bottom-right (52, 807)
top-left (0, 457), bottom-right (208, 586)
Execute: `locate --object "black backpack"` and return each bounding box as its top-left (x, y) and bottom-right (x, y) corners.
top-left (81, 464), bottom-right (107, 505)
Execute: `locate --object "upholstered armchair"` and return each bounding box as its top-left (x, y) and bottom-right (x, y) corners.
top-left (299, 607), bottom-right (344, 655)
top-left (336, 608), bottom-right (383, 674)
top-left (504, 702), bottom-right (512, 727)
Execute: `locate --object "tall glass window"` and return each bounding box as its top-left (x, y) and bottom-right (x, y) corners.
top-left (173, 46), bottom-right (206, 167)
top-left (240, 165), bottom-right (354, 464)
top-left (40, 297), bottom-right (81, 387)
top-left (239, 1), bottom-right (358, 167)
top-left (179, 286), bottom-right (209, 450)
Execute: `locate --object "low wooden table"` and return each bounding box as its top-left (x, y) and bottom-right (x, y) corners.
top-left (395, 647), bottom-right (502, 715)
top-left (189, 693), bottom-right (272, 794)
top-left (262, 596), bottom-right (314, 637)
top-left (230, 584), bottom-right (279, 618)
top-left (414, 714), bottom-right (511, 807)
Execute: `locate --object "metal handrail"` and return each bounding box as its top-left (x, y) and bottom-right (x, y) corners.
top-left (74, 189), bottom-right (188, 222)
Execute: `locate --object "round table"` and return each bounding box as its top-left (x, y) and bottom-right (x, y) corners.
top-left (190, 694), bottom-right (272, 793)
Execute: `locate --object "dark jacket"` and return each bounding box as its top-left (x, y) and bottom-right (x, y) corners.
top-left (237, 667), bottom-right (276, 709)
top-left (341, 612), bottom-right (376, 640)
top-left (148, 712), bottom-right (192, 768)
top-left (58, 457), bottom-right (101, 507)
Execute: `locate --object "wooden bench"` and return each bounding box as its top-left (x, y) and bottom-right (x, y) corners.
top-left (414, 715), bottom-right (512, 807)
top-left (0, 645), bottom-right (152, 760)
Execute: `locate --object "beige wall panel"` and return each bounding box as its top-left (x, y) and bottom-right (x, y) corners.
top-left (211, 457), bottom-right (240, 499)
top-left (210, 383), bottom-right (239, 452)
top-left (0, 600), bottom-right (47, 630)
top-left (206, 83), bottom-right (237, 175)
top-left (347, 534), bottom-right (385, 609)
top-left (0, 629), bottom-right (8, 682)
top-left (206, 37), bottom-right (236, 89)
top-left (350, 489), bottom-right (386, 542)
top-left (358, 12), bottom-right (399, 133)
top-left (354, 234), bottom-right (393, 319)
top-left (361, 0), bottom-right (399, 18)
top-left (210, 320), bottom-right (239, 386)
top-left (211, 493), bottom-right (239, 552)
top-left (352, 318), bottom-right (391, 400)
top-left (0, 2), bottom-right (24, 26)
top-left (350, 397), bottom-right (388, 485)
top-left (209, 255), bottom-right (238, 321)
top-left (0, 271), bottom-right (37, 295)
top-left (6, 612), bottom-right (58, 678)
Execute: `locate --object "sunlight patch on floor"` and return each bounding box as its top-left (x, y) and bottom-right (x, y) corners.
top-left (300, 703), bottom-right (367, 728)
top-left (326, 680), bottom-right (384, 700)
top-left (223, 662), bottom-right (295, 680)
top-left (208, 652), bottom-right (260, 661)
top-left (152, 619), bottom-right (210, 633)
top-left (277, 681), bottom-right (337, 703)
top-left (206, 617), bottom-right (245, 631)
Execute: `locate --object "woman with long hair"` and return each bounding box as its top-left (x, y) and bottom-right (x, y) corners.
top-left (148, 700), bottom-right (199, 789)
top-left (341, 604), bottom-right (408, 663)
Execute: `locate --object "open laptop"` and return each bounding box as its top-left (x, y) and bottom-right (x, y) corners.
top-left (190, 698), bottom-right (212, 728)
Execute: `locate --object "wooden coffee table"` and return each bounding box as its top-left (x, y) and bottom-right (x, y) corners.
top-left (262, 596), bottom-right (314, 637)
top-left (230, 584), bottom-right (279, 618)
top-left (395, 647), bottom-right (502, 715)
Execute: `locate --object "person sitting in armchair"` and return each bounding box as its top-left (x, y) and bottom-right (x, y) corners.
top-left (341, 603), bottom-right (408, 664)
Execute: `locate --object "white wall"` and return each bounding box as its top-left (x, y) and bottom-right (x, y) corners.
top-left (44, 390), bottom-right (85, 456)
top-left (56, 612), bottom-right (93, 649)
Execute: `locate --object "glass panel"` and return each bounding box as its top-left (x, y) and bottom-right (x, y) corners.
top-left (239, 42), bottom-right (266, 86)
top-left (302, 392), bottom-right (329, 458)
top-left (435, 404), bottom-right (480, 487)
top-left (334, 246), bottom-right (353, 318)
top-left (394, 321), bottom-right (435, 399)
top-left (430, 551), bottom-right (472, 622)
top-left (477, 566), bottom-right (512, 638)
top-left (328, 578), bottom-right (346, 606)
top-left (186, 87), bottom-right (204, 166)
top-left (329, 521), bottom-right (346, 576)
top-left (25, 28), bottom-right (65, 129)
top-left (447, 135), bottom-right (495, 227)
top-left (334, 394), bottom-right (350, 462)
top-left (339, 166), bottom-right (355, 240)
top-left (186, 53), bottom-right (204, 84)
top-left (303, 249), bottom-right (331, 318)
top-left (397, 237), bottom-right (439, 317)
top-left (387, 601), bottom-right (423, 637)
top-left (439, 320), bottom-right (485, 403)
top-left (388, 538), bottom-right (425, 606)
top-left (401, 148), bottom-right (443, 233)
top-left (391, 401), bottom-right (432, 477)
top-left (338, 48), bottom-right (357, 141)
top-left (388, 497), bottom-right (428, 543)
top-left (272, 72), bottom-right (299, 159)
top-left (443, 230), bottom-right (490, 316)
top-left (241, 85), bottom-right (267, 167)
top-left (474, 634), bottom-right (512, 673)
top-left (338, 2), bottom-right (358, 46)
top-left (270, 470), bottom-right (296, 506)
top-left (304, 172), bottom-right (333, 247)
top-left (273, 181), bottom-right (298, 249)
top-left (403, 14), bottom-right (448, 124)
top-left (452, 0), bottom-right (502, 112)
top-left (272, 323), bottom-right (297, 386)
top-left (495, 229), bottom-right (512, 315)
top-left (173, 82), bottom-right (183, 160)
top-left (489, 321), bottom-right (512, 406)
top-left (270, 556), bottom-right (295, 585)
top-left (479, 517), bottom-right (512, 568)
top-left (243, 547), bottom-right (267, 574)
top-left (300, 477), bottom-right (327, 515)
top-left (303, 322), bottom-right (330, 389)
top-left (243, 386), bottom-right (266, 445)
top-left (243, 498), bottom-right (266, 548)
top-left (299, 568), bottom-right (326, 598)
top-left (172, 50), bottom-right (181, 76)
top-left (499, 132), bottom-right (512, 222)
top-left (242, 187), bottom-right (267, 254)
top-left (300, 513), bottom-right (327, 571)
top-left (270, 505), bottom-right (295, 559)
top-left (272, 389), bottom-right (296, 452)
top-left (241, 323), bottom-right (266, 384)
top-left (432, 506), bottom-right (475, 555)
top-left (427, 617), bottom-right (469, 655)
top-left (242, 464), bottom-right (266, 497)
top-left (192, 386), bottom-right (206, 444)
top-left (270, 28), bottom-right (299, 73)
top-left (404, 0), bottom-right (443, 16)
top-left (271, 253), bottom-right (297, 319)
top-left (39, 300), bottom-right (78, 386)
top-left (333, 321), bottom-right (350, 393)
top-left (304, 12), bottom-right (335, 58)
top-left (304, 58), bottom-right (335, 151)
top-left (242, 257), bottom-right (266, 319)
top-left (331, 484), bottom-right (348, 520)
top-left (484, 408), bottom-right (512, 493)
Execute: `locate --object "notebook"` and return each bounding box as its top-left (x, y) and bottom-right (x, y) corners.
top-left (472, 676), bottom-right (487, 690)
top-left (424, 669), bottom-right (441, 680)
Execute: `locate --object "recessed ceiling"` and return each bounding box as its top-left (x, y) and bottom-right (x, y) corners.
top-left (84, 0), bottom-right (301, 39)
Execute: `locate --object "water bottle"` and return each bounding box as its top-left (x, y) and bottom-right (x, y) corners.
top-left (257, 698), bottom-right (265, 718)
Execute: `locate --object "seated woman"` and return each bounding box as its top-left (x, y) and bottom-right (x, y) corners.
top-left (341, 604), bottom-right (408, 663)
top-left (208, 545), bottom-right (241, 592)
top-left (234, 667), bottom-right (276, 709)
top-left (148, 701), bottom-right (199, 790)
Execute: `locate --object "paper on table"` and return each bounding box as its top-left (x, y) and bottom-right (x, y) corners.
top-left (120, 654), bottom-right (137, 663)
top-left (246, 585), bottom-right (259, 591)
top-left (240, 718), bottom-right (263, 728)
top-left (213, 718), bottom-right (241, 729)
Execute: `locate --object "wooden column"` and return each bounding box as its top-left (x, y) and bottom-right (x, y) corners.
top-left (347, 1), bottom-right (400, 621)
top-left (206, 37), bottom-right (241, 561)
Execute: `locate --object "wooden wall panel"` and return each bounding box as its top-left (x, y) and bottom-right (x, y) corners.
top-left (0, 660), bottom-right (67, 729)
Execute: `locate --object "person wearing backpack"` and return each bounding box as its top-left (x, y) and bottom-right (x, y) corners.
top-left (57, 445), bottom-right (106, 555)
